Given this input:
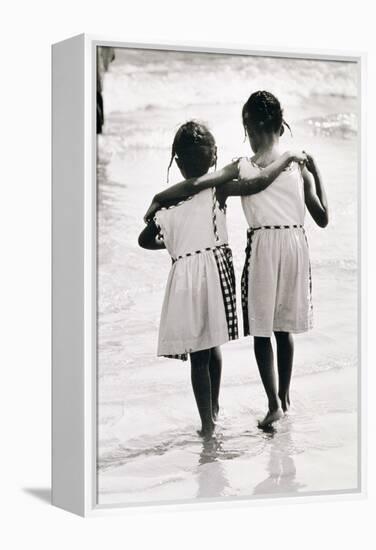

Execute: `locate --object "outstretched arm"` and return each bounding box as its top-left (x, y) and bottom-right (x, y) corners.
top-left (138, 221), bottom-right (166, 250)
top-left (144, 151), bottom-right (306, 221)
top-left (144, 162), bottom-right (239, 222)
top-left (219, 151), bottom-right (307, 198)
top-left (302, 155), bottom-right (329, 228)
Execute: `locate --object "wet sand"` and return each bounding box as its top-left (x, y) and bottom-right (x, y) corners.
top-left (98, 364), bottom-right (358, 505)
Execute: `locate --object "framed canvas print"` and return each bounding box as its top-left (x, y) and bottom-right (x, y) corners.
top-left (52, 34), bottom-right (366, 516)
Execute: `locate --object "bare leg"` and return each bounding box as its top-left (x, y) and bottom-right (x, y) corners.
top-left (254, 336), bottom-right (283, 427)
top-left (190, 349), bottom-right (215, 438)
top-left (209, 346), bottom-right (222, 420)
top-left (274, 331), bottom-right (294, 412)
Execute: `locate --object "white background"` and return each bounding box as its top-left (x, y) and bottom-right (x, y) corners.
top-left (1, 0), bottom-right (375, 548)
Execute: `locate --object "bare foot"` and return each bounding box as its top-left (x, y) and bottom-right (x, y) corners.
top-left (281, 400), bottom-right (290, 413)
top-left (258, 408), bottom-right (283, 429)
top-left (212, 404), bottom-right (219, 421)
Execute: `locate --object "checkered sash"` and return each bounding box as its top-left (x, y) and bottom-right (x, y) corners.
top-left (213, 245), bottom-right (238, 340)
top-left (211, 187), bottom-right (220, 242)
top-left (241, 229), bottom-right (254, 337)
top-left (164, 351), bottom-right (189, 361)
top-left (302, 227), bottom-right (313, 317)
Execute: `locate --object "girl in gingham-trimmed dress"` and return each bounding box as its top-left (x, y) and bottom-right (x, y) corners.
top-left (237, 91), bottom-right (328, 427)
top-left (141, 121), bottom-right (308, 437)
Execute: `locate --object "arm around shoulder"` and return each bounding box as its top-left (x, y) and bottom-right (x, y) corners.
top-left (153, 161), bottom-right (240, 206)
top-left (222, 151), bottom-right (305, 198)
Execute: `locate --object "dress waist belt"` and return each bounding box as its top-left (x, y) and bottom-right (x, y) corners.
top-left (171, 243), bottom-right (229, 264)
top-left (248, 224), bottom-right (303, 232)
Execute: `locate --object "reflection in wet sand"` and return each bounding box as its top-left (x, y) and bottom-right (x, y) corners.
top-left (195, 424), bottom-right (305, 499)
top-left (253, 427), bottom-right (306, 495)
top-left (196, 437), bottom-right (230, 499)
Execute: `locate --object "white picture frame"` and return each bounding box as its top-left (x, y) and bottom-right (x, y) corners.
top-left (52, 34), bottom-right (366, 517)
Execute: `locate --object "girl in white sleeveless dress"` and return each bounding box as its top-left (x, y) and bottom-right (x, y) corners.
top-left (139, 122), bottom-right (237, 438)
top-left (238, 91), bottom-right (328, 427)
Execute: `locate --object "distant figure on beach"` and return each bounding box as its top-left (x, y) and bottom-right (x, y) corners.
top-left (97, 47), bottom-right (115, 134)
top-left (144, 91), bottom-right (328, 429)
top-left (141, 122), bottom-right (307, 437)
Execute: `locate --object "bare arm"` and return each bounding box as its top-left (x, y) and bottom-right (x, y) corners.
top-left (302, 155), bottom-right (329, 228)
top-left (143, 162), bottom-right (239, 221)
top-left (138, 221), bottom-right (166, 250)
top-left (144, 151), bottom-right (306, 221)
top-left (157, 162), bottom-right (239, 200)
top-left (219, 151), bottom-right (306, 198)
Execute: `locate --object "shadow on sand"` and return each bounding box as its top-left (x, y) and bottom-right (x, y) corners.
top-left (23, 488), bottom-right (51, 504)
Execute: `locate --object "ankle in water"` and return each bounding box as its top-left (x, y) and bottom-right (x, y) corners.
top-left (197, 420), bottom-right (216, 439)
top-left (212, 403), bottom-right (219, 421)
top-left (258, 408), bottom-right (283, 429)
top-left (278, 393), bottom-right (291, 413)
top-left (268, 400), bottom-right (281, 414)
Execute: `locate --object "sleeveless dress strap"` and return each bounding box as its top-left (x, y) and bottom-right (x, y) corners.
top-left (211, 187), bottom-right (220, 243)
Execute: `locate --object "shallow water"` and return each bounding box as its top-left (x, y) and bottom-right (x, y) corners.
top-left (97, 49), bottom-right (359, 505)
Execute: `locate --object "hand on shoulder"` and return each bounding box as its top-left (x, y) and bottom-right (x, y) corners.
top-left (143, 198), bottom-right (160, 223)
top-left (303, 153), bottom-right (317, 174)
top-left (286, 150), bottom-right (308, 166)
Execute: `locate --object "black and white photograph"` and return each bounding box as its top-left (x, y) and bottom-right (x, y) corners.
top-left (96, 45), bottom-right (359, 506)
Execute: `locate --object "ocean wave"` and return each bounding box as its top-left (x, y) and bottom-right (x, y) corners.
top-left (305, 112), bottom-right (357, 138)
top-left (294, 356), bottom-right (357, 377)
top-left (311, 256), bottom-right (357, 272)
top-left (103, 50), bottom-right (358, 116)
top-left (222, 355), bottom-right (357, 388)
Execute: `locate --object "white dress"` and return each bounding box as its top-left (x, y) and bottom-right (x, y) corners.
top-left (239, 157), bottom-right (313, 337)
top-left (154, 188), bottom-right (238, 360)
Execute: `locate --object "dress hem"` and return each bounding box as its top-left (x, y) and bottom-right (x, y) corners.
top-left (157, 332), bottom-right (235, 358)
top-left (246, 322), bottom-right (314, 338)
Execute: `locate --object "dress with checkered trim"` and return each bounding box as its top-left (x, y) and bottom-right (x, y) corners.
top-left (239, 157), bottom-right (313, 337)
top-left (154, 187), bottom-right (238, 361)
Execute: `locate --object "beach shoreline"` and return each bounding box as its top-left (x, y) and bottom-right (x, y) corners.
top-left (98, 364), bottom-right (357, 505)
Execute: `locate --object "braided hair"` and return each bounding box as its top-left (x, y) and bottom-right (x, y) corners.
top-left (167, 121), bottom-right (217, 182)
top-left (242, 90), bottom-right (292, 140)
